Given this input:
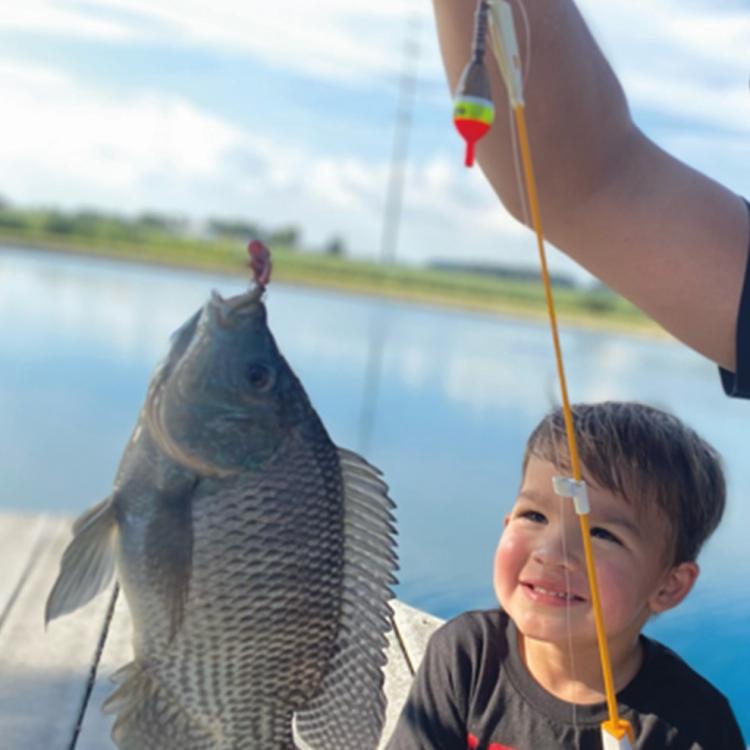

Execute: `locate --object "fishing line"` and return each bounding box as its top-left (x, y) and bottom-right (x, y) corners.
top-left (560, 503), bottom-right (579, 727)
top-left (499, 3), bottom-right (582, 728)
top-left (507, 98), bottom-right (530, 244)
top-left (453, 1), bottom-right (635, 744)
top-left (502, 37), bottom-right (630, 748)
top-left (515, 0), bottom-right (531, 87)
top-left (492, 0), bottom-right (531, 89)
top-left (68, 583), bottom-right (120, 750)
top-left (507, 21), bottom-right (581, 719)
top-left (548, 412), bottom-right (580, 730)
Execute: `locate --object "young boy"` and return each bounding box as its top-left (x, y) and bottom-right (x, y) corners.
top-left (386, 402), bottom-right (745, 749)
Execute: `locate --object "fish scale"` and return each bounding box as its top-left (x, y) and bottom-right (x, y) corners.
top-left (46, 282), bottom-right (396, 750)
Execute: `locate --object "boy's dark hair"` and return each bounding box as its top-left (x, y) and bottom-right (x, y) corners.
top-left (523, 401), bottom-right (725, 565)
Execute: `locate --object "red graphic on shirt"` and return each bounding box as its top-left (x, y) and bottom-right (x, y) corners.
top-left (466, 732), bottom-right (516, 750)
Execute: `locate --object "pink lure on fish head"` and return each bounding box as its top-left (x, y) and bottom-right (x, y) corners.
top-left (248, 240), bottom-right (272, 287)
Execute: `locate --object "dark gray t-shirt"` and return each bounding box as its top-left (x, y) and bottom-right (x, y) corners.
top-left (385, 609), bottom-right (745, 750)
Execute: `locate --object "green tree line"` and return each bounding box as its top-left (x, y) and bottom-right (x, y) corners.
top-left (0, 197), bottom-right (647, 329)
top-left (0, 198), bottom-right (320, 252)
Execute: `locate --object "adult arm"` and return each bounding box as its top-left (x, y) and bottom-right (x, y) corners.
top-left (433, 0), bottom-right (749, 372)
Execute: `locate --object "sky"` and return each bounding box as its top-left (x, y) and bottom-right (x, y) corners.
top-left (1, 0), bottom-right (749, 280)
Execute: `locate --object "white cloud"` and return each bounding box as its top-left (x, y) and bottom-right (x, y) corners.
top-left (0, 62), bottom-right (245, 198)
top-left (578, 1), bottom-right (749, 129)
top-left (306, 158), bottom-right (381, 211)
top-left (0, 0), bottom-right (439, 83)
top-left (0, 1), bottom-right (135, 40)
top-left (573, 1), bottom-right (750, 198)
top-left (3, 0), bottom-right (745, 104)
top-left (622, 71), bottom-right (750, 134)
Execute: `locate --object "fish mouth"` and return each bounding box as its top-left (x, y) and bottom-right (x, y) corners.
top-left (209, 286), bottom-right (263, 328)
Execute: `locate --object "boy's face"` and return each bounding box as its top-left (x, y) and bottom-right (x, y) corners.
top-left (493, 456), bottom-right (696, 652)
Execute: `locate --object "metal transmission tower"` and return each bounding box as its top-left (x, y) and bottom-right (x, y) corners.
top-left (358, 16), bottom-right (421, 458)
top-left (379, 15), bottom-right (421, 265)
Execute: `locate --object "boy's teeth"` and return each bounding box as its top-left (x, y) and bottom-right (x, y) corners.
top-left (535, 585), bottom-right (574, 600)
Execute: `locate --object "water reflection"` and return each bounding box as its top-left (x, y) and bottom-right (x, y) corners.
top-left (2, 246), bottom-right (749, 736)
top-left (356, 310), bottom-right (388, 457)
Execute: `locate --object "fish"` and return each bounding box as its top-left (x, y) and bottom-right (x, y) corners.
top-left (45, 250), bottom-right (398, 750)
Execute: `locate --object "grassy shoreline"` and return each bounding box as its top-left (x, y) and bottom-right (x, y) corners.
top-left (0, 231), bottom-right (664, 338)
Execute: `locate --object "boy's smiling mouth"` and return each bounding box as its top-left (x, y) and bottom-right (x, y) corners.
top-left (521, 580), bottom-right (587, 605)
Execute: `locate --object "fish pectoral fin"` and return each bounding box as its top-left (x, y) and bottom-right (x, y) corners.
top-left (45, 495), bottom-right (118, 624)
top-left (145, 488), bottom-right (195, 642)
top-left (293, 447), bottom-right (398, 750)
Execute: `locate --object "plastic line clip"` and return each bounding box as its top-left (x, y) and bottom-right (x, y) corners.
top-left (552, 475), bottom-right (590, 515)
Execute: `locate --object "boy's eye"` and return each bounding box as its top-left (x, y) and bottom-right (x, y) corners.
top-left (591, 527), bottom-right (623, 545)
top-left (520, 510), bottom-right (547, 524)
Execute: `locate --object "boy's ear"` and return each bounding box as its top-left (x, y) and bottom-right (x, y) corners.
top-left (649, 561), bottom-right (699, 614)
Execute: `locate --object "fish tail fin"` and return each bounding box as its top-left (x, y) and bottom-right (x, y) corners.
top-left (45, 496), bottom-right (118, 625)
top-left (105, 662), bottom-right (218, 749)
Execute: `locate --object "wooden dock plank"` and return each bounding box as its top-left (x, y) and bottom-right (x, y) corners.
top-left (0, 514), bottom-right (51, 619)
top-left (0, 515), bottom-right (116, 750)
top-left (391, 599), bottom-right (444, 674)
top-left (377, 601), bottom-right (444, 747)
top-left (378, 611), bottom-right (414, 749)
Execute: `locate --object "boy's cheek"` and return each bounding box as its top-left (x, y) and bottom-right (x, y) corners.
top-left (493, 533), bottom-right (525, 601)
top-left (591, 561), bottom-right (636, 621)
top-left (497, 526), bottom-right (527, 555)
top-left (495, 531), bottom-right (521, 570)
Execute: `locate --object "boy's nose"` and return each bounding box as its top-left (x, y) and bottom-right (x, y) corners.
top-left (532, 532), bottom-right (580, 568)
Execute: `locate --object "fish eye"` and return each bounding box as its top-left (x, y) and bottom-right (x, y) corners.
top-left (247, 363), bottom-right (274, 391)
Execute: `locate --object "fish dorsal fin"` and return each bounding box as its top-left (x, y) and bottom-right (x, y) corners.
top-left (293, 447), bottom-right (398, 750)
top-left (45, 496), bottom-right (117, 624)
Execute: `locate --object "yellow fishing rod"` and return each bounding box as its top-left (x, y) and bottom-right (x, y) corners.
top-left (453, 2), bottom-right (634, 748)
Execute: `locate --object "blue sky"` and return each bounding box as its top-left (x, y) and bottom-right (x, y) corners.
top-left (1, 0), bottom-right (748, 279)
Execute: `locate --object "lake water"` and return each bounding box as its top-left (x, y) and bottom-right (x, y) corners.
top-left (2, 245), bottom-right (748, 739)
